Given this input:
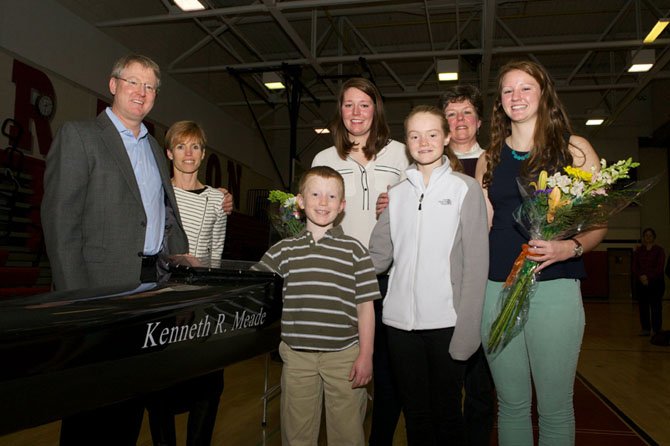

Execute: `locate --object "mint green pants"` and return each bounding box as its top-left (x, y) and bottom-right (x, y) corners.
top-left (481, 279), bottom-right (585, 446)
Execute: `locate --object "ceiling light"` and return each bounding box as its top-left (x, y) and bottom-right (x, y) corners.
top-left (436, 59), bottom-right (459, 82)
top-left (643, 19), bottom-right (669, 44)
top-left (314, 128), bottom-right (330, 134)
top-left (263, 72), bottom-right (285, 90)
top-left (585, 109), bottom-right (606, 126)
top-left (628, 49), bottom-right (655, 72)
top-left (174, 0), bottom-right (206, 11)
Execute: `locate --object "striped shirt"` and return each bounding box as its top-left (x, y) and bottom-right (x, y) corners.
top-left (253, 225), bottom-right (381, 351)
top-left (173, 186), bottom-right (226, 267)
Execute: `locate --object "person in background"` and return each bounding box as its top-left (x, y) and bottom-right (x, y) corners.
top-left (253, 166), bottom-right (380, 445)
top-left (312, 77), bottom-right (408, 445)
top-left (369, 105), bottom-right (489, 445)
top-left (146, 120), bottom-right (227, 446)
top-left (632, 227), bottom-right (665, 337)
top-left (439, 85), bottom-right (495, 446)
top-left (42, 53), bottom-right (189, 445)
top-left (476, 60), bottom-right (607, 445)
top-left (440, 85), bottom-right (485, 177)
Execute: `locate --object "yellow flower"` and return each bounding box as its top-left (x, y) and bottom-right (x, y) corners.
top-left (564, 166), bottom-right (592, 182)
top-left (530, 170), bottom-right (548, 191)
top-left (547, 187), bottom-right (562, 223)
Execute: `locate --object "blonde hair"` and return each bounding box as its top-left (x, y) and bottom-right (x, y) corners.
top-left (111, 54), bottom-right (161, 89)
top-left (165, 121), bottom-right (207, 151)
top-left (298, 166), bottom-right (345, 198)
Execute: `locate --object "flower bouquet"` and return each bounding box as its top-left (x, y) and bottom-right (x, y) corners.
top-left (268, 190), bottom-right (305, 238)
top-left (485, 158), bottom-right (657, 355)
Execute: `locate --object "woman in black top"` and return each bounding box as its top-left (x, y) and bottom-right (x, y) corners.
top-left (475, 60), bottom-right (606, 445)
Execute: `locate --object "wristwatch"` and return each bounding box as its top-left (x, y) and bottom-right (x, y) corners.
top-left (571, 238), bottom-right (583, 257)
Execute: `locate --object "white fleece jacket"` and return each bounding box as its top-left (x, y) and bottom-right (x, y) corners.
top-left (369, 158), bottom-right (489, 360)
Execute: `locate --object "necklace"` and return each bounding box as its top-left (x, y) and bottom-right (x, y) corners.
top-left (510, 148), bottom-right (530, 161)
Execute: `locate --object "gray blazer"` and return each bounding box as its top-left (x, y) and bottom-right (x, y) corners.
top-left (42, 112), bottom-right (188, 291)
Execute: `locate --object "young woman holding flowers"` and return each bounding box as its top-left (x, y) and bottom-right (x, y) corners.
top-left (311, 77), bottom-right (409, 445)
top-left (475, 60), bottom-right (607, 445)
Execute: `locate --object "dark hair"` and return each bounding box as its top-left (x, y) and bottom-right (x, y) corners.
top-left (404, 105), bottom-right (462, 173)
top-left (111, 54), bottom-right (161, 90)
top-left (329, 77), bottom-right (390, 161)
top-left (642, 227), bottom-right (656, 239)
top-left (483, 60), bottom-right (579, 188)
top-left (165, 121), bottom-right (207, 151)
top-left (438, 84), bottom-right (483, 118)
top-left (298, 166), bottom-right (345, 198)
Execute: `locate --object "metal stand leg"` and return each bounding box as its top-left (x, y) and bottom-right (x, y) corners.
top-left (261, 351), bottom-right (281, 426)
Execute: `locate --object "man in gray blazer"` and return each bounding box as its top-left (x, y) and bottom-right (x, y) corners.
top-left (41, 54), bottom-right (188, 445)
top-left (42, 54), bottom-right (189, 292)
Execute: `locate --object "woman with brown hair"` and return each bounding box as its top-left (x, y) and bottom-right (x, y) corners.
top-left (475, 60), bottom-right (606, 445)
top-left (312, 77), bottom-right (409, 445)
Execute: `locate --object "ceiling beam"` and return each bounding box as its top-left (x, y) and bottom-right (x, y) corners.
top-left (168, 38), bottom-right (670, 75)
top-left (565, 0), bottom-right (635, 85)
top-left (479, 0), bottom-right (495, 98)
top-left (96, 0), bottom-right (395, 27)
top-left (217, 81), bottom-right (641, 107)
top-left (594, 47), bottom-right (670, 134)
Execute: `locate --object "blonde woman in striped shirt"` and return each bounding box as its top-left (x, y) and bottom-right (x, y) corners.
top-left (166, 120), bottom-right (226, 267)
top-left (146, 120), bottom-right (226, 446)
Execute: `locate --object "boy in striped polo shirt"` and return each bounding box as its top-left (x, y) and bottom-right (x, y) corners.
top-left (255, 166), bottom-right (380, 445)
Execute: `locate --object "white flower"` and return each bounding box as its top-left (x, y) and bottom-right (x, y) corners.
top-left (569, 181), bottom-right (585, 197)
top-left (547, 172), bottom-right (572, 191)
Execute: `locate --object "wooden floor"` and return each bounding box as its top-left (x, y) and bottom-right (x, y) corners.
top-left (1, 299), bottom-right (668, 445)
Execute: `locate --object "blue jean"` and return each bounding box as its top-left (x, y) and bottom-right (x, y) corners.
top-left (481, 279), bottom-right (585, 446)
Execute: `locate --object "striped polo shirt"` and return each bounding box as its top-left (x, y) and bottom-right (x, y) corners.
top-left (254, 225), bottom-right (381, 351)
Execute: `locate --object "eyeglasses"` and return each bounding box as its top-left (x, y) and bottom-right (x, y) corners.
top-left (115, 77), bottom-right (159, 94)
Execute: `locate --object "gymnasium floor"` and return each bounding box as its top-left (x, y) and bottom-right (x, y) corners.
top-left (1, 299), bottom-right (668, 445)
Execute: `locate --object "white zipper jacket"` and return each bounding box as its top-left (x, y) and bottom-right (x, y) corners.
top-left (369, 157), bottom-right (489, 360)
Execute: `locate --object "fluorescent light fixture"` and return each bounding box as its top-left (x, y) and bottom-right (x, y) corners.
top-left (314, 128), bottom-right (330, 134)
top-left (174, 0), bottom-right (206, 11)
top-left (262, 72), bottom-right (285, 90)
top-left (628, 49), bottom-right (655, 72)
top-left (643, 19), bottom-right (669, 44)
top-left (585, 109), bottom-right (606, 126)
top-left (436, 59), bottom-right (459, 82)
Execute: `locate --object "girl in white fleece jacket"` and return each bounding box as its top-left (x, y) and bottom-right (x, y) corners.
top-left (369, 105), bottom-right (489, 446)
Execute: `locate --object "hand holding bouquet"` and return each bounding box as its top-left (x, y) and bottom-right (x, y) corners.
top-left (485, 158), bottom-right (656, 355)
top-left (268, 190), bottom-right (305, 238)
